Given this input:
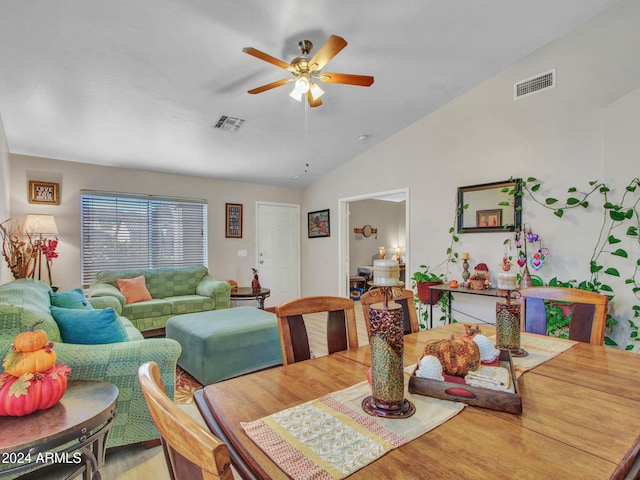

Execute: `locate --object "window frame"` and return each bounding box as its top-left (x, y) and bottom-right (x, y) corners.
top-left (80, 190), bottom-right (208, 287)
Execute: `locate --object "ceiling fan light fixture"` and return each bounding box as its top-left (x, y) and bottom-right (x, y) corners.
top-left (309, 82), bottom-right (325, 101)
top-left (295, 76), bottom-right (310, 93)
top-left (289, 76), bottom-right (310, 102)
top-left (244, 35), bottom-right (373, 108)
top-left (289, 88), bottom-right (303, 102)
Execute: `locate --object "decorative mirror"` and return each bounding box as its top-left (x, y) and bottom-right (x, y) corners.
top-left (457, 179), bottom-right (522, 233)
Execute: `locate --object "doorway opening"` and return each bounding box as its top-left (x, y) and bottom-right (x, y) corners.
top-left (338, 188), bottom-right (409, 297)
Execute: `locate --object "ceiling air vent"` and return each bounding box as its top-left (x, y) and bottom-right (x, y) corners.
top-left (514, 69), bottom-right (556, 100)
top-left (213, 115), bottom-right (245, 132)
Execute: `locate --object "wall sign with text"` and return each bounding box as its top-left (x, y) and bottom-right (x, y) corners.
top-left (225, 203), bottom-right (243, 238)
top-left (29, 181), bottom-right (60, 205)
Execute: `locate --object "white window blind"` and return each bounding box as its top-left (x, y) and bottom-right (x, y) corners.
top-left (81, 191), bottom-right (207, 286)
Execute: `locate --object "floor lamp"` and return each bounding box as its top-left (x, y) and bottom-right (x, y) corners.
top-left (22, 214), bottom-right (58, 283)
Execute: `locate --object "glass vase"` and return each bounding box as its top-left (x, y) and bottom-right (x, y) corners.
top-left (496, 299), bottom-right (528, 357)
top-left (362, 297), bottom-right (415, 418)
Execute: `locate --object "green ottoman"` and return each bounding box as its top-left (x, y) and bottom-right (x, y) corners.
top-left (166, 307), bottom-right (282, 385)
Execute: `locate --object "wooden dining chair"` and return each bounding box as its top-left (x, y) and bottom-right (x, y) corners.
top-left (275, 296), bottom-right (359, 365)
top-left (137, 361), bottom-right (235, 480)
top-left (518, 286), bottom-right (608, 345)
top-left (360, 288), bottom-right (420, 336)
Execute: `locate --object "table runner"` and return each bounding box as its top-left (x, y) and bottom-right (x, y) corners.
top-left (242, 332), bottom-right (576, 480)
top-left (242, 381), bottom-right (464, 480)
top-left (509, 332), bottom-right (577, 377)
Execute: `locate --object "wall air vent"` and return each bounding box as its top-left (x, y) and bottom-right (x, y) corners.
top-left (514, 69), bottom-right (556, 100)
top-left (213, 115), bottom-right (245, 132)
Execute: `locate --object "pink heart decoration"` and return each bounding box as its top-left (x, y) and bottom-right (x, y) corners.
top-left (530, 256), bottom-right (544, 270)
top-left (517, 258), bottom-right (526, 267)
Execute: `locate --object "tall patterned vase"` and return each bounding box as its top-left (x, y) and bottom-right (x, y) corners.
top-left (362, 299), bottom-right (415, 418)
top-left (495, 298), bottom-right (528, 357)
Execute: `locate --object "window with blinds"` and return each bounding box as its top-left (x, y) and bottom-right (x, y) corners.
top-left (80, 191), bottom-right (207, 287)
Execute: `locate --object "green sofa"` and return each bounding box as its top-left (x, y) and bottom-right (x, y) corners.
top-left (87, 265), bottom-right (232, 336)
top-left (0, 279), bottom-right (182, 449)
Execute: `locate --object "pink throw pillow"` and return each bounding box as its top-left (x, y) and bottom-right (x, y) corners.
top-left (117, 275), bottom-right (152, 304)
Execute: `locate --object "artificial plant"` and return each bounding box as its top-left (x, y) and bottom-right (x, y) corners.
top-left (518, 176), bottom-right (640, 349)
top-left (0, 219), bottom-right (36, 280)
top-left (412, 200), bottom-right (465, 328)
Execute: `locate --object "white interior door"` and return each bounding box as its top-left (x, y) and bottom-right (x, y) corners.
top-left (256, 202), bottom-right (300, 308)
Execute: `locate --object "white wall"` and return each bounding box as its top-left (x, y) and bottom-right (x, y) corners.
top-left (0, 114), bottom-right (10, 284)
top-left (301, 0), bottom-right (640, 347)
top-left (9, 154), bottom-right (301, 291)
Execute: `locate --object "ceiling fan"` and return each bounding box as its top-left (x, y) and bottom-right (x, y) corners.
top-left (243, 35), bottom-right (374, 107)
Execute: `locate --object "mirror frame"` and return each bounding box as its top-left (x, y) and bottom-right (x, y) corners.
top-left (457, 179), bottom-right (522, 233)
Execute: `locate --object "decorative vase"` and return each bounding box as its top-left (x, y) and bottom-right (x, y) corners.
top-left (519, 264), bottom-right (533, 288)
top-left (495, 298), bottom-right (528, 357)
top-left (362, 290), bottom-right (415, 418)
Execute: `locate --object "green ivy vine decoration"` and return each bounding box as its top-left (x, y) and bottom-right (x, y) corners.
top-left (519, 176), bottom-right (640, 349)
top-left (413, 201), bottom-right (465, 329)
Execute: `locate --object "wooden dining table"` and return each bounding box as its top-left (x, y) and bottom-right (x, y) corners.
top-left (195, 323), bottom-right (640, 480)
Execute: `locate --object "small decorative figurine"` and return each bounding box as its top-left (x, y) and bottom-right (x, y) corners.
top-left (251, 268), bottom-right (261, 293)
top-left (468, 263), bottom-right (490, 290)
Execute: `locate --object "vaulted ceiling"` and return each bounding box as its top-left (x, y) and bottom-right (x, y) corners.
top-left (0, 0), bottom-right (621, 188)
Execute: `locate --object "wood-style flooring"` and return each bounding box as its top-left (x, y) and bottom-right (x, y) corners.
top-left (103, 301), bottom-right (370, 479)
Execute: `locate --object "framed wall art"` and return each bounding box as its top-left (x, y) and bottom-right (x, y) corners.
top-left (225, 203), bottom-right (243, 238)
top-left (308, 209), bottom-right (330, 238)
top-left (476, 209), bottom-right (502, 228)
top-left (29, 181), bottom-right (60, 205)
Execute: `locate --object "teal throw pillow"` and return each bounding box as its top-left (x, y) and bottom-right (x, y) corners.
top-left (50, 306), bottom-right (128, 344)
top-left (50, 288), bottom-right (94, 310)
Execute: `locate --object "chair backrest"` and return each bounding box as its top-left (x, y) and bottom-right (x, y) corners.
top-left (275, 296), bottom-right (359, 365)
top-left (360, 288), bottom-right (420, 336)
top-left (519, 287), bottom-right (608, 345)
top-left (137, 362), bottom-right (234, 480)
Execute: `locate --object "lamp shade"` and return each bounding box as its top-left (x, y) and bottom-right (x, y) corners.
top-left (309, 82), bottom-right (324, 101)
top-left (22, 214), bottom-right (58, 236)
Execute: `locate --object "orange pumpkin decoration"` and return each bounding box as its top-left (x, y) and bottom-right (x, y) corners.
top-left (13, 320), bottom-right (49, 352)
top-left (2, 348), bottom-right (57, 377)
top-left (0, 364), bottom-right (71, 416)
top-left (13, 320), bottom-right (49, 353)
top-left (423, 335), bottom-right (480, 376)
top-left (1, 323), bottom-right (70, 417)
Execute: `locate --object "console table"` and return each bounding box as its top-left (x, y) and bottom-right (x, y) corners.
top-left (0, 380), bottom-right (118, 479)
top-left (231, 287), bottom-right (271, 309)
top-left (428, 284), bottom-right (509, 328)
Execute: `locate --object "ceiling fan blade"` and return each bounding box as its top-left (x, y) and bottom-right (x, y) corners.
top-left (318, 73), bottom-right (374, 87)
top-left (307, 90), bottom-right (322, 108)
top-left (308, 35), bottom-right (348, 71)
top-left (243, 47), bottom-right (292, 71)
top-left (247, 78), bottom-right (293, 94)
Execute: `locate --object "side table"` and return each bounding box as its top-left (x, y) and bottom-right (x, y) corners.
top-left (0, 380), bottom-right (118, 480)
top-left (230, 287), bottom-right (271, 309)
top-left (427, 284), bottom-right (513, 328)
